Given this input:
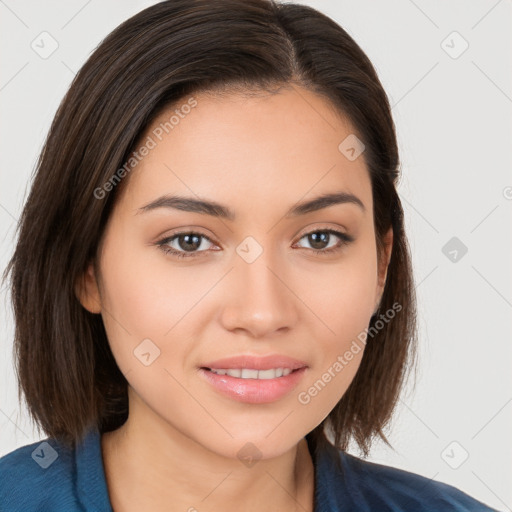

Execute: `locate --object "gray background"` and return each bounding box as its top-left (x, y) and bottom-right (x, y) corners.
top-left (1, 1), bottom-right (511, 510)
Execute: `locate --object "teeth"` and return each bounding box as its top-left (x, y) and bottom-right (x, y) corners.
top-left (209, 367), bottom-right (294, 379)
top-left (241, 369), bottom-right (258, 379)
top-left (257, 369), bottom-right (277, 379)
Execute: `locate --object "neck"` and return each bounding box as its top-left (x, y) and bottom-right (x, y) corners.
top-left (101, 392), bottom-right (315, 512)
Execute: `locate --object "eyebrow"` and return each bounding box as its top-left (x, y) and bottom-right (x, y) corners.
top-left (136, 191), bottom-right (365, 220)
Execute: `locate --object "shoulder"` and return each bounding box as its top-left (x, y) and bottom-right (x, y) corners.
top-left (351, 453), bottom-right (496, 510)
top-left (316, 443), bottom-right (498, 511)
top-left (341, 451), bottom-right (498, 511)
top-left (0, 434), bottom-right (81, 512)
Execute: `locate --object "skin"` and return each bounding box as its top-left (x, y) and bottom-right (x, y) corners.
top-left (77, 85), bottom-right (392, 512)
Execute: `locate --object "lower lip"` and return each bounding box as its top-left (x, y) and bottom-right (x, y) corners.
top-left (199, 367), bottom-right (307, 404)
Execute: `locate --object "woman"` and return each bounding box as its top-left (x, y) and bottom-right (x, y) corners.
top-left (0, 1), bottom-right (498, 510)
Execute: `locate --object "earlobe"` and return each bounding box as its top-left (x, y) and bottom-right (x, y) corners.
top-left (75, 262), bottom-right (102, 314)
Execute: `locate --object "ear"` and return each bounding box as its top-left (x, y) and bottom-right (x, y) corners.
top-left (75, 261), bottom-right (102, 314)
top-left (374, 227), bottom-right (393, 313)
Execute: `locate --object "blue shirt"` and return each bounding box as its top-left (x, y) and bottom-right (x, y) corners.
top-left (0, 426), bottom-right (498, 511)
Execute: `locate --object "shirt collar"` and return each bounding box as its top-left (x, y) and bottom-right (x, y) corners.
top-left (76, 425), bottom-right (114, 512)
top-left (307, 433), bottom-right (350, 511)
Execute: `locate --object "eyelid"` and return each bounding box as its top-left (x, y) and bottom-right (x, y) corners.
top-left (294, 223), bottom-right (350, 240)
top-left (162, 229), bottom-right (219, 249)
top-left (155, 227), bottom-right (219, 247)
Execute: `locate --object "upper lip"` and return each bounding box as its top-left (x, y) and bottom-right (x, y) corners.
top-left (201, 354), bottom-right (308, 371)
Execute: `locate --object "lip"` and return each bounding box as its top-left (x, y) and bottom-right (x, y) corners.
top-left (199, 354), bottom-right (309, 404)
top-left (200, 354), bottom-right (308, 371)
top-left (199, 366), bottom-right (308, 404)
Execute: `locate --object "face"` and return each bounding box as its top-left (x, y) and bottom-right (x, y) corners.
top-left (78, 85), bottom-right (392, 460)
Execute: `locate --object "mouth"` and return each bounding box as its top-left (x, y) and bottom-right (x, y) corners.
top-left (201, 367), bottom-right (302, 379)
top-left (198, 366), bottom-right (308, 404)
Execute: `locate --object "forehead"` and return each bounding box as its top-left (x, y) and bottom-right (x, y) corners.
top-left (118, 86), bottom-right (371, 218)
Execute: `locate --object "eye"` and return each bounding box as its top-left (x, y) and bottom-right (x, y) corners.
top-left (293, 228), bottom-right (354, 256)
top-left (156, 231), bottom-right (218, 259)
top-left (156, 227), bottom-right (354, 260)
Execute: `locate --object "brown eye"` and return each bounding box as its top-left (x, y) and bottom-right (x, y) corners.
top-left (157, 231), bottom-right (216, 259)
top-left (295, 229), bottom-right (354, 255)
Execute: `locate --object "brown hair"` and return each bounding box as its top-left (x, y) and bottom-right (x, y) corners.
top-left (3, 0), bottom-right (417, 457)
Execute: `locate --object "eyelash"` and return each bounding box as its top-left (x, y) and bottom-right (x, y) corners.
top-left (156, 228), bottom-right (354, 260)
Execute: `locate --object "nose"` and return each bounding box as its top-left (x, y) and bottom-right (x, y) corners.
top-left (219, 249), bottom-right (299, 339)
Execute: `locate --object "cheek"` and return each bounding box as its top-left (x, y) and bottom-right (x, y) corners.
top-left (99, 237), bottom-right (202, 333)
top-left (97, 235), bottom-right (219, 378)
top-left (294, 241), bottom-right (378, 413)
top-left (303, 242), bottom-right (379, 345)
